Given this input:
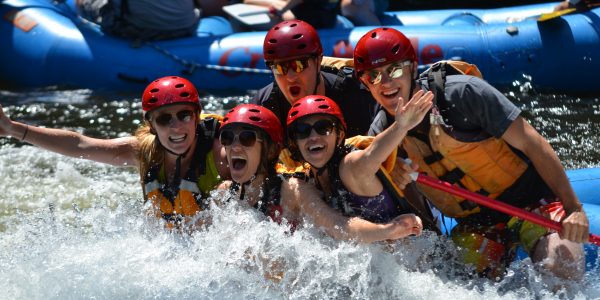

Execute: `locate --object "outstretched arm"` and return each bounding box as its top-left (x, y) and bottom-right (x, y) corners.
top-left (502, 116), bottom-right (589, 243)
top-left (0, 104), bottom-right (139, 167)
top-left (283, 178), bottom-right (422, 243)
top-left (341, 90), bottom-right (432, 190)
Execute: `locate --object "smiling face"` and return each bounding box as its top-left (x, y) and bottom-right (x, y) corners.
top-left (360, 60), bottom-right (417, 115)
top-left (272, 55), bottom-right (321, 105)
top-left (148, 103), bottom-right (198, 155)
top-left (291, 115), bottom-right (343, 169)
top-left (221, 125), bottom-right (263, 184)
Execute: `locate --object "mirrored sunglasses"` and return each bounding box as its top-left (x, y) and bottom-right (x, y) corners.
top-left (153, 110), bottom-right (195, 126)
top-left (269, 58), bottom-right (310, 76)
top-left (290, 119), bottom-right (335, 140)
top-left (219, 129), bottom-right (262, 147)
top-left (363, 60), bottom-right (413, 85)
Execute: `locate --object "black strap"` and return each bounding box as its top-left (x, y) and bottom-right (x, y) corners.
top-left (424, 151), bottom-right (444, 165)
top-left (438, 168), bottom-right (465, 184)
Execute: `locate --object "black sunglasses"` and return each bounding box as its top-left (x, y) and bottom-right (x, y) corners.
top-left (290, 119), bottom-right (336, 140)
top-left (153, 110), bottom-right (195, 126)
top-left (219, 129), bottom-right (262, 147)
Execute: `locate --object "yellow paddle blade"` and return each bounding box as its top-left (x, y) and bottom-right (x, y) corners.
top-left (537, 8), bottom-right (577, 22)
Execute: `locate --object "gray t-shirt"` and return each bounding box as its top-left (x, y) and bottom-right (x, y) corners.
top-left (369, 75), bottom-right (521, 140)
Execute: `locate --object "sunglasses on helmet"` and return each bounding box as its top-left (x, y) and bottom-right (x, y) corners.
top-left (268, 57), bottom-right (311, 76)
top-left (362, 60), bottom-right (413, 85)
top-left (153, 110), bottom-right (195, 126)
top-left (219, 129), bottom-right (262, 147)
top-left (289, 119), bottom-right (336, 140)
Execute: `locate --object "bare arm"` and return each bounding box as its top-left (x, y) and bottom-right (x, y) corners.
top-left (0, 104), bottom-right (139, 167)
top-left (340, 91), bottom-right (432, 192)
top-left (284, 178), bottom-right (422, 243)
top-left (502, 116), bottom-right (589, 243)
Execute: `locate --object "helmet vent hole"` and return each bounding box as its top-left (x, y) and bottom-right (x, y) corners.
top-left (274, 26), bottom-right (280, 30)
top-left (356, 57), bottom-right (364, 64)
top-left (391, 44), bottom-right (400, 54)
top-left (292, 34), bottom-right (302, 40)
top-left (315, 98), bottom-right (325, 102)
top-left (292, 103), bottom-right (301, 107)
top-left (290, 23), bottom-right (297, 28)
top-left (297, 44), bottom-right (306, 50)
top-left (249, 116), bottom-right (261, 122)
top-left (150, 88), bottom-right (159, 93)
top-left (370, 32), bottom-right (377, 38)
top-left (223, 117), bottom-right (229, 122)
top-left (180, 92), bottom-right (190, 98)
top-left (318, 104), bottom-right (330, 110)
top-left (269, 38), bottom-right (277, 44)
top-left (175, 83), bottom-right (184, 88)
top-left (290, 111), bottom-right (298, 117)
top-left (249, 108), bottom-right (260, 113)
top-left (148, 97), bottom-right (158, 104)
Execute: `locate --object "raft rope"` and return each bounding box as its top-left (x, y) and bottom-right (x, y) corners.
top-left (145, 42), bottom-right (273, 75)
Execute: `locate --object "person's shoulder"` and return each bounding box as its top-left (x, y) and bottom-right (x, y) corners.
top-left (251, 82), bottom-right (276, 105)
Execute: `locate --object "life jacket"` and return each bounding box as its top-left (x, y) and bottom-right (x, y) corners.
top-left (403, 61), bottom-right (529, 218)
top-left (230, 174), bottom-right (285, 224)
top-left (143, 118), bottom-right (221, 227)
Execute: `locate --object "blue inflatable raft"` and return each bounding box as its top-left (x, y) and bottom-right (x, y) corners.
top-left (1, 0), bottom-right (599, 94)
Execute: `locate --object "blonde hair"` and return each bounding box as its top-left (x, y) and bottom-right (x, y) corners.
top-left (135, 120), bottom-right (165, 185)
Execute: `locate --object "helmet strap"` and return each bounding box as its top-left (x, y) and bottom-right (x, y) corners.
top-left (312, 57), bottom-right (321, 95)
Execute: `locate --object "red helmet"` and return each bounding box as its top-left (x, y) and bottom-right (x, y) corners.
top-left (353, 28), bottom-right (417, 77)
top-left (286, 95), bottom-right (346, 131)
top-left (263, 20), bottom-right (323, 63)
top-left (221, 104), bottom-right (283, 144)
top-left (142, 76), bottom-right (200, 117)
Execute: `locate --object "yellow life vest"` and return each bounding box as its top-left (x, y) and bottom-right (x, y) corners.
top-left (403, 123), bottom-right (529, 218)
top-left (143, 117), bottom-right (222, 228)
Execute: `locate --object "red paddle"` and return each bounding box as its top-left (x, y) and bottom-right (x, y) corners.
top-left (411, 172), bottom-right (600, 246)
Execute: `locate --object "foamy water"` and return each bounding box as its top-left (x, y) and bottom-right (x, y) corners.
top-left (1, 146), bottom-right (599, 299)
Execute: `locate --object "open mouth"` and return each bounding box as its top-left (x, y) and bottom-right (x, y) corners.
top-left (381, 88), bottom-right (399, 98)
top-left (308, 144), bottom-right (325, 153)
top-left (289, 86), bottom-right (301, 97)
top-left (231, 156), bottom-right (247, 170)
top-left (169, 134), bottom-right (187, 143)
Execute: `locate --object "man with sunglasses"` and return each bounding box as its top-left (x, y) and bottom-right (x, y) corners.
top-left (354, 27), bottom-right (589, 281)
top-left (251, 20), bottom-right (376, 138)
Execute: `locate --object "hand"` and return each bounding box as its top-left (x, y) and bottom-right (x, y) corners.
top-left (395, 90), bottom-right (433, 131)
top-left (383, 213), bottom-right (423, 240)
top-left (561, 210), bottom-right (589, 244)
top-left (390, 159), bottom-right (419, 190)
top-left (0, 104), bottom-right (14, 137)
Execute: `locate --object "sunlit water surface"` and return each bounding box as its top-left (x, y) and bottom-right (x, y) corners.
top-left (1, 87), bottom-right (599, 299)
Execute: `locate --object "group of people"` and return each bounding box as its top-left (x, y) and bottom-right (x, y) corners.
top-left (0, 19), bottom-right (590, 285)
top-left (77, 0), bottom-right (389, 41)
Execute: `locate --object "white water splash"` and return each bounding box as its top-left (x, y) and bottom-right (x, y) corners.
top-left (0, 146), bottom-right (598, 299)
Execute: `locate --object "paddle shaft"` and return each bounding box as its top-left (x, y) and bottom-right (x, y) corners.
top-left (414, 173), bottom-right (600, 246)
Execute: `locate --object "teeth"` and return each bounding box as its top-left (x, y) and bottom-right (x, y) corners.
top-left (232, 155), bottom-right (246, 160)
top-left (170, 134), bottom-right (186, 142)
top-left (383, 89), bottom-right (398, 96)
top-left (309, 145), bottom-right (324, 151)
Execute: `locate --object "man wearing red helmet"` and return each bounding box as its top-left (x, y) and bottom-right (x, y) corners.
top-left (251, 20), bottom-right (376, 138)
top-left (0, 76), bottom-right (229, 230)
top-left (354, 28), bottom-right (589, 281)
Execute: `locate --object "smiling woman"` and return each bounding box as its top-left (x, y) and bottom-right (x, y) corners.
top-left (0, 76), bottom-right (229, 230)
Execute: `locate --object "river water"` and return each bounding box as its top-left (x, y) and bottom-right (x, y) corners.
top-left (0, 86), bottom-right (599, 299)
